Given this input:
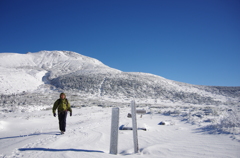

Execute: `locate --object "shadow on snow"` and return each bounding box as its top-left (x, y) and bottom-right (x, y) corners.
top-left (18, 148), bottom-right (104, 153)
top-left (194, 125), bottom-right (240, 142)
top-left (0, 131), bottom-right (59, 140)
top-left (195, 124), bottom-right (236, 135)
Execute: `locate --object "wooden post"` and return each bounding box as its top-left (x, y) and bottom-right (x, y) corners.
top-left (131, 100), bottom-right (139, 153)
top-left (110, 107), bottom-right (119, 155)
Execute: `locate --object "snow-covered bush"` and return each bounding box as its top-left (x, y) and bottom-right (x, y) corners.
top-left (49, 72), bottom-right (240, 106)
top-left (216, 106), bottom-right (240, 134)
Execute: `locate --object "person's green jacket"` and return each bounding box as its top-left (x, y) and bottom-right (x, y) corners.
top-left (52, 99), bottom-right (72, 114)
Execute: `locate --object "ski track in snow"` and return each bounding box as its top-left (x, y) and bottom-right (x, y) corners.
top-left (0, 106), bottom-right (239, 158)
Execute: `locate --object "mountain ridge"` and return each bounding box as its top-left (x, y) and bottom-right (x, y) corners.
top-left (0, 51), bottom-right (239, 106)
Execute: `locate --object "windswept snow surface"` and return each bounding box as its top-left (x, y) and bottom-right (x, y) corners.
top-left (0, 106), bottom-right (239, 158)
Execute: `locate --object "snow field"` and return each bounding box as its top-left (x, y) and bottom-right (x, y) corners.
top-left (0, 105), bottom-right (239, 158)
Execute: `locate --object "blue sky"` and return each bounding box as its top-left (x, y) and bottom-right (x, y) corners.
top-left (0, 0), bottom-right (239, 86)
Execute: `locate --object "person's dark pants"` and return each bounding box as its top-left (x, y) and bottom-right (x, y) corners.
top-left (58, 111), bottom-right (67, 132)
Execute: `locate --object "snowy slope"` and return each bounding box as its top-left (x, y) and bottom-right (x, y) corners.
top-left (0, 51), bottom-right (120, 94)
top-left (0, 51), bottom-right (239, 105)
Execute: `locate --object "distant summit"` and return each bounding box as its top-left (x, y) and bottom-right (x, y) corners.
top-left (0, 51), bottom-right (120, 94)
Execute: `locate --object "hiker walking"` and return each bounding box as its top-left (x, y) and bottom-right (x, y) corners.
top-left (52, 93), bottom-right (72, 134)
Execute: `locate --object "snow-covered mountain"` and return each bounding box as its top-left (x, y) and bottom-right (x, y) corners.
top-left (0, 51), bottom-right (239, 106)
top-left (1, 51), bottom-right (239, 158)
top-left (0, 51), bottom-right (119, 94)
